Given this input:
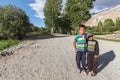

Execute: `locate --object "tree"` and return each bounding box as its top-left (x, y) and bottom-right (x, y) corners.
top-left (97, 21), bottom-right (103, 32)
top-left (104, 19), bottom-right (114, 27)
top-left (103, 19), bottom-right (117, 32)
top-left (64, 0), bottom-right (95, 33)
top-left (98, 21), bottom-right (103, 27)
top-left (57, 16), bottom-right (72, 34)
top-left (44, 0), bottom-right (62, 34)
top-left (115, 18), bottom-right (120, 30)
top-left (0, 5), bottom-right (31, 39)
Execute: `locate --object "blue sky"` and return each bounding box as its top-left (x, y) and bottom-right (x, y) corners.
top-left (0, 0), bottom-right (120, 27)
top-left (0, 0), bottom-right (45, 27)
top-left (90, 0), bottom-right (120, 13)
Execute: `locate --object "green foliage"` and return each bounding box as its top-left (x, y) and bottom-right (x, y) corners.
top-left (0, 5), bottom-right (31, 40)
top-left (0, 39), bottom-right (20, 51)
top-left (115, 18), bottom-right (120, 30)
top-left (104, 19), bottom-right (114, 27)
top-left (102, 19), bottom-right (118, 32)
top-left (98, 21), bottom-right (103, 27)
top-left (55, 16), bottom-right (72, 34)
top-left (44, 0), bottom-right (62, 34)
top-left (26, 27), bottom-right (50, 37)
top-left (44, 0), bottom-right (95, 34)
top-left (64, 0), bottom-right (95, 28)
top-left (87, 18), bottom-right (120, 34)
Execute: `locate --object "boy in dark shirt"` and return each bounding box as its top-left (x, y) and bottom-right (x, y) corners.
top-left (86, 33), bottom-right (99, 76)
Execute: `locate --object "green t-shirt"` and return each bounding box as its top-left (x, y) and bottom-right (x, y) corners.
top-left (75, 34), bottom-right (87, 51)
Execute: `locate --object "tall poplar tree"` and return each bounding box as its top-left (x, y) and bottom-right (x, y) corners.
top-left (44, 0), bottom-right (62, 34)
top-left (64, 0), bottom-right (95, 33)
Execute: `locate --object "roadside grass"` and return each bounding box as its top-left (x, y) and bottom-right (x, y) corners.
top-left (0, 31), bottom-right (51, 51)
top-left (0, 32), bottom-right (119, 52)
top-left (92, 32), bottom-right (120, 35)
top-left (26, 32), bottom-right (51, 37)
top-left (95, 37), bottom-right (120, 42)
top-left (0, 39), bottom-right (21, 51)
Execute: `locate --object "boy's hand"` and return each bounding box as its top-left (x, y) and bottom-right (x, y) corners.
top-left (75, 49), bottom-right (77, 54)
top-left (94, 55), bottom-right (99, 58)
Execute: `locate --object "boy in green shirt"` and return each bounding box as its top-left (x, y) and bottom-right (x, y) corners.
top-left (73, 24), bottom-right (88, 75)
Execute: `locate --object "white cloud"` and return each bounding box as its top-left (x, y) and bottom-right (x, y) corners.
top-left (90, 7), bottom-right (101, 13)
top-left (29, 0), bottom-right (66, 19)
top-left (90, 6), bottom-right (110, 13)
top-left (62, 0), bottom-right (66, 7)
top-left (29, 0), bottom-right (46, 19)
top-left (61, 0), bottom-right (66, 13)
top-left (93, 0), bottom-right (120, 7)
top-left (91, 0), bottom-right (120, 13)
top-left (30, 0), bottom-right (120, 18)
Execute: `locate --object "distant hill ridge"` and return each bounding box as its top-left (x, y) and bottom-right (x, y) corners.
top-left (85, 5), bottom-right (120, 26)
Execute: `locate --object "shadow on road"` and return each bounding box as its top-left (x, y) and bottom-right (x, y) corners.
top-left (98, 50), bottom-right (116, 73)
top-left (25, 35), bottom-right (68, 40)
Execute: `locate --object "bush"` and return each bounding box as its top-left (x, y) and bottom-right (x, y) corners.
top-left (87, 18), bottom-right (119, 34)
top-left (0, 5), bottom-right (31, 40)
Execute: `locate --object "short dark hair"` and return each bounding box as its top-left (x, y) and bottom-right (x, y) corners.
top-left (79, 24), bottom-right (86, 29)
top-left (88, 35), bottom-right (93, 39)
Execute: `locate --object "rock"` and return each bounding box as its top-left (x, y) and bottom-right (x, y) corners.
top-left (1, 52), bottom-right (7, 57)
top-left (0, 42), bottom-right (25, 58)
top-left (105, 34), bottom-right (120, 40)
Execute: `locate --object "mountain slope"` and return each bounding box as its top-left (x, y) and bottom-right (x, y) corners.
top-left (85, 5), bottom-right (120, 26)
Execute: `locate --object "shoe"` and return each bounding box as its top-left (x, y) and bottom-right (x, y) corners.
top-left (91, 72), bottom-right (97, 76)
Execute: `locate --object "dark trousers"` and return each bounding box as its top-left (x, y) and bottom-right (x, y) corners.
top-left (76, 51), bottom-right (86, 71)
top-left (87, 54), bottom-right (98, 74)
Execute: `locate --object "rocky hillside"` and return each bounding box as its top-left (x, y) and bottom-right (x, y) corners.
top-left (85, 5), bottom-right (120, 26)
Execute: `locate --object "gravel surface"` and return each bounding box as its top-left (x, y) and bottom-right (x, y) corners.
top-left (0, 35), bottom-right (120, 80)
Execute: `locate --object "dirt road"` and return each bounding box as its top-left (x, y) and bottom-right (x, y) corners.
top-left (0, 35), bottom-right (120, 80)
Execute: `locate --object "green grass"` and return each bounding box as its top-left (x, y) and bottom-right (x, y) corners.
top-left (26, 32), bottom-right (51, 37)
top-left (95, 37), bottom-right (120, 42)
top-left (0, 39), bottom-right (21, 51)
top-left (92, 32), bottom-right (120, 35)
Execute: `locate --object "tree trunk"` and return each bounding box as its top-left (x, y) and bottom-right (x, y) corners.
top-left (51, 27), bottom-right (54, 34)
top-left (59, 27), bottom-right (62, 34)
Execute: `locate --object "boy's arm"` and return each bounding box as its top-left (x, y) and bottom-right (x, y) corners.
top-left (73, 40), bottom-right (77, 53)
top-left (95, 40), bottom-right (99, 55)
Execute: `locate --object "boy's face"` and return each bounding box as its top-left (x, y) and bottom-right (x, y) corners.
top-left (79, 27), bottom-right (85, 35)
top-left (88, 36), bottom-right (93, 40)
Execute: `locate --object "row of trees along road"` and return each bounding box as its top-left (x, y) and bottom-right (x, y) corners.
top-left (87, 18), bottom-right (120, 34)
top-left (0, 5), bottom-right (36, 40)
top-left (44, 0), bottom-right (95, 34)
